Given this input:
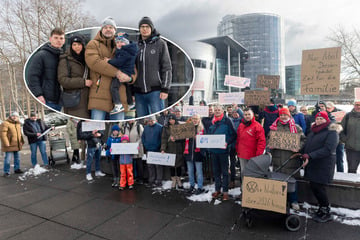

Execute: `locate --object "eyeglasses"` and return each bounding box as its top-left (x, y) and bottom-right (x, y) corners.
top-left (140, 25), bottom-right (151, 29)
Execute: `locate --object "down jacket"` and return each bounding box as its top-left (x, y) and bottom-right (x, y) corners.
top-left (0, 117), bottom-right (24, 152)
top-left (207, 116), bottom-right (237, 154)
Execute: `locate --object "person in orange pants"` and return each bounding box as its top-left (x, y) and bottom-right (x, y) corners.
top-left (119, 135), bottom-right (134, 190)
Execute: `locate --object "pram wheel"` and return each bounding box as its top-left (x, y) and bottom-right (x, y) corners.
top-left (285, 214), bottom-right (301, 232)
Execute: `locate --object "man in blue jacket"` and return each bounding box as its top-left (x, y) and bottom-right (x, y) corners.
top-left (287, 100), bottom-right (306, 133)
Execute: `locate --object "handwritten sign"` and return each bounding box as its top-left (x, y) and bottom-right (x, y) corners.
top-left (301, 47), bottom-right (341, 95)
top-left (242, 176), bottom-right (287, 214)
top-left (224, 75), bottom-right (251, 88)
top-left (244, 90), bottom-right (271, 106)
top-left (182, 105), bottom-right (209, 117)
top-left (256, 75), bottom-right (280, 89)
top-left (192, 80), bottom-right (205, 90)
top-left (110, 143), bottom-right (139, 155)
top-left (170, 123), bottom-right (195, 140)
top-left (218, 92), bottom-right (244, 104)
top-left (331, 111), bottom-right (346, 123)
top-left (355, 88), bottom-right (360, 101)
top-left (146, 151), bottom-right (176, 166)
top-left (267, 131), bottom-right (301, 151)
top-left (82, 121), bottom-right (106, 132)
top-left (196, 134), bottom-right (226, 148)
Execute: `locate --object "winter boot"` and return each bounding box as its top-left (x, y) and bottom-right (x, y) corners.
top-left (313, 206), bottom-right (332, 223)
top-left (171, 177), bottom-right (177, 189)
top-left (176, 176), bottom-right (183, 189)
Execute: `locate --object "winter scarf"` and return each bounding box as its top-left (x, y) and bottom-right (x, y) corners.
top-left (184, 127), bottom-right (204, 154)
top-left (311, 120), bottom-right (330, 133)
top-left (270, 117), bottom-right (298, 133)
top-left (212, 113), bottom-right (224, 125)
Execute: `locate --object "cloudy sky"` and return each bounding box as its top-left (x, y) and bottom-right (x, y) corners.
top-left (83, 0), bottom-right (360, 65)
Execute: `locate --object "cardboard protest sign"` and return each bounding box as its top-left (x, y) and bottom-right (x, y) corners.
top-left (82, 121), bottom-right (106, 132)
top-left (242, 176), bottom-right (287, 214)
top-left (355, 88), bottom-right (360, 101)
top-left (256, 75), bottom-right (280, 89)
top-left (301, 47), bottom-right (341, 95)
top-left (146, 151), bottom-right (176, 166)
top-left (182, 105), bottom-right (209, 117)
top-left (218, 92), bottom-right (245, 104)
top-left (110, 143), bottom-right (139, 155)
top-left (331, 111), bottom-right (346, 123)
top-left (244, 90), bottom-right (271, 106)
top-left (196, 135), bottom-right (226, 148)
top-left (170, 123), bottom-right (195, 140)
top-left (224, 75), bottom-right (251, 88)
top-left (267, 131), bottom-right (301, 151)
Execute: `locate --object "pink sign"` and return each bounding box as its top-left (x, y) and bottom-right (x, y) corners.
top-left (331, 111), bottom-right (346, 123)
top-left (224, 75), bottom-right (250, 88)
top-left (355, 88), bottom-right (360, 101)
top-left (218, 92), bottom-right (245, 104)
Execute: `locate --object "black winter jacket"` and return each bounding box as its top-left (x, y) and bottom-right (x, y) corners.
top-left (23, 119), bottom-right (51, 144)
top-left (76, 120), bottom-right (104, 148)
top-left (108, 43), bottom-right (138, 76)
top-left (27, 44), bottom-right (62, 103)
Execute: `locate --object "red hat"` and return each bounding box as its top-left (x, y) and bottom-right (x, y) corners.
top-left (315, 111), bottom-right (330, 122)
top-left (279, 107), bottom-right (291, 117)
top-left (121, 135), bottom-right (130, 142)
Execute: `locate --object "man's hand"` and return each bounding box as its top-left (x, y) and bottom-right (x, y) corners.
top-left (116, 71), bottom-right (131, 82)
top-left (160, 92), bottom-right (168, 100)
top-left (36, 133), bottom-right (41, 137)
top-left (85, 79), bottom-right (93, 87)
top-left (37, 96), bottom-right (45, 104)
top-left (302, 158), bottom-right (309, 167)
top-left (170, 136), bottom-right (175, 142)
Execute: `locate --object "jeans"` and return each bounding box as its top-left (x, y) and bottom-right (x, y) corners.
top-left (212, 153), bottom-right (229, 192)
top-left (336, 143), bottom-right (344, 172)
top-left (3, 151), bottom-right (20, 173)
top-left (91, 109), bottom-right (124, 120)
top-left (135, 91), bottom-right (164, 117)
top-left (30, 141), bottom-right (48, 166)
top-left (86, 146), bottom-right (101, 174)
top-left (187, 161), bottom-right (203, 189)
top-left (46, 101), bottom-right (62, 111)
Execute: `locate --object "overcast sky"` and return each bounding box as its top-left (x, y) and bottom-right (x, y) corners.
top-left (83, 0), bottom-right (360, 65)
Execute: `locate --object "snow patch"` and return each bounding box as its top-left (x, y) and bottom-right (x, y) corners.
top-left (70, 162), bottom-right (86, 170)
top-left (18, 164), bottom-right (48, 181)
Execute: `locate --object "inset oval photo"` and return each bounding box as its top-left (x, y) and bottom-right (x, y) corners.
top-left (24, 26), bottom-right (194, 121)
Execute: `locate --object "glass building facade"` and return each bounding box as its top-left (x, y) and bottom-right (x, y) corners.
top-left (285, 65), bottom-right (301, 96)
top-left (217, 13), bottom-right (285, 91)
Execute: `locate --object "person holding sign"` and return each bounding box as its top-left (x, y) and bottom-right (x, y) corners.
top-left (302, 111), bottom-right (342, 223)
top-left (268, 107), bottom-right (305, 210)
top-left (161, 114), bottom-right (185, 189)
top-left (208, 104), bottom-right (237, 201)
top-left (118, 135), bottom-right (135, 190)
top-left (258, 98), bottom-right (279, 137)
top-left (105, 125), bottom-right (121, 187)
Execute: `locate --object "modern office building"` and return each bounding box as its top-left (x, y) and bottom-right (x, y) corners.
top-left (217, 13), bottom-right (285, 92)
top-left (285, 65), bottom-right (301, 96)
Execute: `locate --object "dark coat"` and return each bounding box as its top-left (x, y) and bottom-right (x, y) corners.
top-left (340, 109), bottom-right (360, 151)
top-left (76, 120), bottom-right (104, 148)
top-left (141, 123), bottom-right (163, 152)
top-left (259, 107), bottom-right (279, 137)
top-left (160, 124), bottom-right (184, 168)
top-left (27, 44), bottom-right (62, 103)
top-left (303, 123), bottom-right (341, 184)
top-left (57, 50), bottom-right (90, 119)
top-left (108, 43), bottom-right (138, 76)
top-left (291, 111), bottom-right (306, 133)
top-left (23, 119), bottom-right (51, 144)
top-left (184, 125), bottom-right (204, 162)
top-left (207, 116), bottom-right (237, 154)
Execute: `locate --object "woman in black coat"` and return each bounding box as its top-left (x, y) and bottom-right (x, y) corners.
top-left (301, 111), bottom-right (342, 223)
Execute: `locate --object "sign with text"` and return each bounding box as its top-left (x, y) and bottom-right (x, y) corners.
top-left (244, 90), bottom-right (271, 106)
top-left (146, 151), bottom-right (176, 166)
top-left (196, 134), bottom-right (226, 148)
top-left (218, 92), bottom-right (245, 104)
top-left (267, 131), bottom-right (301, 151)
top-left (301, 47), bottom-right (341, 95)
top-left (256, 75), bottom-right (280, 89)
top-left (170, 122), bottom-right (195, 140)
top-left (242, 176), bottom-right (287, 214)
top-left (355, 88), bottom-right (360, 101)
top-left (224, 75), bottom-right (251, 88)
top-left (182, 105), bottom-right (209, 117)
top-left (82, 121), bottom-right (106, 132)
top-left (331, 111), bottom-right (346, 123)
top-left (192, 80), bottom-right (205, 90)
top-left (110, 143), bottom-right (139, 155)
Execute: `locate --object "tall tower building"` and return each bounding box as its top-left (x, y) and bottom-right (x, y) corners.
top-left (218, 13), bottom-right (285, 91)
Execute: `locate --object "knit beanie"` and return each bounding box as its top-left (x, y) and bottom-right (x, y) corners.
top-left (138, 16), bottom-right (154, 30)
top-left (70, 35), bottom-right (85, 46)
top-left (102, 17), bottom-right (116, 29)
top-left (11, 111), bottom-right (19, 117)
top-left (111, 125), bottom-right (120, 132)
top-left (315, 111), bottom-right (330, 122)
top-left (279, 107), bottom-right (291, 117)
top-left (121, 135), bottom-right (130, 142)
top-left (287, 100), bottom-right (297, 107)
top-left (115, 33), bottom-right (130, 45)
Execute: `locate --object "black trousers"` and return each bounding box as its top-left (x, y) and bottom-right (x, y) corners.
top-left (310, 181), bottom-right (329, 207)
top-left (111, 77), bottom-right (134, 105)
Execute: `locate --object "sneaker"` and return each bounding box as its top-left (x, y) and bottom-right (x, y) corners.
top-left (222, 193), bottom-right (230, 201)
top-left (111, 181), bottom-right (117, 187)
top-left (291, 202), bottom-right (300, 211)
top-left (119, 186), bottom-right (125, 190)
top-left (194, 188), bottom-right (205, 195)
top-left (212, 191), bottom-right (221, 199)
top-left (3, 172), bottom-right (10, 177)
top-left (110, 104), bottom-right (124, 115)
top-left (128, 185), bottom-right (134, 190)
top-left (14, 169), bottom-right (24, 174)
top-left (86, 174), bottom-right (93, 181)
top-left (128, 104), bottom-right (136, 111)
top-left (313, 206), bottom-right (332, 223)
top-left (187, 186), bottom-right (195, 194)
top-left (95, 171), bottom-right (105, 177)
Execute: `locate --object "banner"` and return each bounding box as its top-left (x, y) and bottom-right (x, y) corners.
top-left (301, 47), bottom-right (341, 95)
top-left (110, 143), bottom-right (139, 155)
top-left (224, 75), bottom-right (251, 88)
top-left (267, 131), bottom-right (301, 151)
top-left (256, 75), bottom-right (280, 89)
top-left (244, 90), bottom-right (271, 106)
top-left (182, 105), bottom-right (209, 117)
top-left (196, 135), bottom-right (226, 148)
top-left (82, 121), bottom-right (106, 132)
top-left (170, 123), bottom-right (195, 140)
top-left (146, 152), bottom-right (176, 166)
top-left (218, 92), bottom-right (244, 104)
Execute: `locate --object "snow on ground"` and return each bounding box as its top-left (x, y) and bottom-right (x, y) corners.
top-left (18, 164), bottom-right (48, 181)
top-left (70, 162), bottom-right (86, 170)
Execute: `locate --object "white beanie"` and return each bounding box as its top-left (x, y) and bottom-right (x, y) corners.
top-left (11, 111), bottom-right (19, 117)
top-left (101, 17), bottom-right (116, 29)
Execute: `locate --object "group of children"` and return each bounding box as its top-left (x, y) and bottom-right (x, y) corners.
top-left (106, 125), bottom-right (134, 190)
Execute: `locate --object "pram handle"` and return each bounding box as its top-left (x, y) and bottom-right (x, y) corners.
top-left (274, 155), bottom-right (304, 173)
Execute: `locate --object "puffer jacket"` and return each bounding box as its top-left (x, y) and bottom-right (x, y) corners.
top-left (0, 117), bottom-right (24, 152)
top-left (58, 50), bottom-right (90, 119)
top-left (160, 124), bottom-right (185, 168)
top-left (108, 43), bottom-right (138, 76)
top-left (340, 109), bottom-right (360, 151)
top-left (27, 43), bottom-right (62, 103)
top-left (207, 115), bottom-right (237, 154)
top-left (134, 29), bottom-right (172, 94)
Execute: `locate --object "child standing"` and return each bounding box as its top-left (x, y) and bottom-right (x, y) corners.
top-left (106, 125), bottom-right (121, 187)
top-left (108, 33), bottom-right (138, 114)
top-left (119, 135), bottom-right (134, 190)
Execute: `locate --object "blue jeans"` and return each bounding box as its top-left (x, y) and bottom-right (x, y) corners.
top-left (30, 141), bottom-right (48, 166)
top-left (46, 101), bottom-right (62, 111)
top-left (336, 143), bottom-right (344, 172)
top-left (212, 153), bottom-right (229, 193)
top-left (3, 151), bottom-right (20, 173)
top-left (187, 161), bottom-right (203, 189)
top-left (135, 91), bottom-right (164, 117)
top-left (91, 109), bottom-right (124, 120)
top-left (86, 146), bottom-right (101, 174)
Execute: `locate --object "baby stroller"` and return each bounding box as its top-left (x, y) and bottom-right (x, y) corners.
top-left (241, 153), bottom-right (303, 232)
top-left (48, 137), bottom-right (70, 166)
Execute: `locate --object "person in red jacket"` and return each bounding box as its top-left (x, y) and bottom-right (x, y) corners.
top-left (235, 108), bottom-right (266, 178)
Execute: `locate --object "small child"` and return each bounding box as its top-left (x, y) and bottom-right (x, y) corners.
top-left (108, 33), bottom-right (138, 114)
top-left (106, 125), bottom-right (121, 187)
top-left (119, 134), bottom-right (134, 190)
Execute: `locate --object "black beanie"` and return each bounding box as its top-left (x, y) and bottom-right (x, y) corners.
top-left (138, 16), bottom-right (154, 30)
top-left (70, 35), bottom-right (85, 46)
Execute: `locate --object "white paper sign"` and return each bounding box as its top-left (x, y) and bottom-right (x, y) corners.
top-left (146, 151), bottom-right (176, 166)
top-left (111, 143), bottom-right (139, 155)
top-left (224, 75), bottom-right (251, 88)
top-left (218, 92), bottom-right (245, 104)
top-left (82, 121), bottom-right (106, 132)
top-left (196, 135), bottom-right (226, 148)
top-left (182, 105), bottom-right (209, 117)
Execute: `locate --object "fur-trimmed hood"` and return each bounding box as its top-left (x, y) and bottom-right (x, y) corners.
top-left (329, 123), bottom-right (343, 133)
